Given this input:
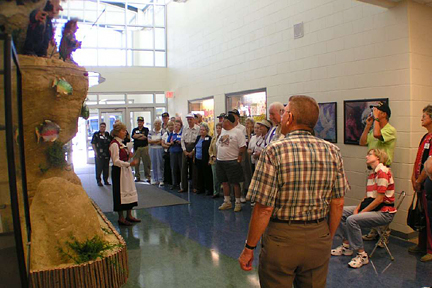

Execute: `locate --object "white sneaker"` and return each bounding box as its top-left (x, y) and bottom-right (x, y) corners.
top-left (159, 182), bottom-right (164, 187)
top-left (234, 203), bottom-right (242, 212)
top-left (240, 197), bottom-right (246, 203)
top-left (331, 244), bottom-right (353, 256)
top-left (348, 252), bottom-right (369, 268)
top-left (218, 202), bottom-right (233, 210)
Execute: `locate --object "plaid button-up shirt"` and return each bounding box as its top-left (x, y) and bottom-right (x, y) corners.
top-left (247, 130), bottom-right (349, 221)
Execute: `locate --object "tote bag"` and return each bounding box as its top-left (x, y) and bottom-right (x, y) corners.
top-left (407, 192), bottom-right (426, 232)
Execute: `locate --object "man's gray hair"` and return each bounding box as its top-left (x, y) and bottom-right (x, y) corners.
top-left (269, 102), bottom-right (284, 111)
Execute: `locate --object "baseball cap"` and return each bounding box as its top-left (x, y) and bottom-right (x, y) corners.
top-left (223, 114), bottom-right (235, 123)
top-left (137, 116), bottom-right (144, 121)
top-left (185, 113), bottom-right (194, 118)
top-left (162, 112), bottom-right (169, 118)
top-left (373, 102), bottom-right (391, 118)
top-left (257, 119), bottom-right (272, 129)
top-left (217, 113), bottom-right (226, 119)
top-left (228, 109), bottom-right (240, 117)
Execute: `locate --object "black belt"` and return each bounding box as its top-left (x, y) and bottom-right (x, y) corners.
top-left (270, 218), bottom-right (325, 225)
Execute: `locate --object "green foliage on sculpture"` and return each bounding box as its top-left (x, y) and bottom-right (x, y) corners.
top-left (57, 235), bottom-right (122, 264)
top-left (39, 140), bottom-right (67, 173)
top-left (52, 77), bottom-right (73, 97)
top-left (80, 102), bottom-right (89, 120)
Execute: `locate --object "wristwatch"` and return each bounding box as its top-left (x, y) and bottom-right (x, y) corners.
top-left (245, 241), bottom-right (256, 250)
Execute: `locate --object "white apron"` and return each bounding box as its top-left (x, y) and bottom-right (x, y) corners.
top-left (120, 166), bottom-right (138, 204)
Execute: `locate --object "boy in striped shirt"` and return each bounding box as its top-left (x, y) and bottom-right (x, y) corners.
top-left (331, 148), bottom-right (396, 268)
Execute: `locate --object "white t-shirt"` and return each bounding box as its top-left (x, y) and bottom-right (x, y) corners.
top-left (235, 123), bottom-right (247, 136)
top-left (216, 128), bottom-right (247, 161)
top-left (162, 132), bottom-right (170, 152)
top-left (149, 129), bottom-right (163, 148)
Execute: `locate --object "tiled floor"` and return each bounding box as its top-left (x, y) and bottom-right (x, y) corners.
top-left (79, 166), bottom-right (432, 288)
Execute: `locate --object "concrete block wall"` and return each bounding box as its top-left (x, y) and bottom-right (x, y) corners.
top-left (167, 0), bottom-right (417, 234)
top-left (88, 67), bottom-right (168, 93)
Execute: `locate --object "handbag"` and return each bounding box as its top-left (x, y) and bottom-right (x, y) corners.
top-left (407, 192), bottom-right (426, 232)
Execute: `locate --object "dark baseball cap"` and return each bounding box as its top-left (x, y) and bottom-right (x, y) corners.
top-left (162, 112), bottom-right (169, 118)
top-left (217, 113), bottom-right (226, 119)
top-left (224, 114), bottom-right (235, 123)
top-left (228, 109), bottom-right (240, 117)
top-left (137, 116), bottom-right (144, 121)
top-left (373, 102), bottom-right (391, 118)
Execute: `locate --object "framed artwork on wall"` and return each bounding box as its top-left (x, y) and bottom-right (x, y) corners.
top-left (314, 102), bottom-right (337, 143)
top-left (343, 98), bottom-right (389, 145)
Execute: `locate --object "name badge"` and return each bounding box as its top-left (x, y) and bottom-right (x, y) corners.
top-left (425, 143), bottom-right (430, 149)
top-left (205, 137), bottom-right (209, 141)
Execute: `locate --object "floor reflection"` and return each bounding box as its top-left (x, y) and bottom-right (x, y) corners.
top-left (103, 186), bottom-right (431, 288)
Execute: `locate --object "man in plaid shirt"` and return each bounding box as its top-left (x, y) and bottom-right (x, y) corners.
top-left (238, 95), bottom-right (348, 288)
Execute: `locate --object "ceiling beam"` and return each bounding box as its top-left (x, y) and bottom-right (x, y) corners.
top-left (356, 0), bottom-right (399, 8)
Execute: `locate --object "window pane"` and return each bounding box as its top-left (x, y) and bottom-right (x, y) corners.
top-left (100, 6), bottom-right (125, 25)
top-left (155, 28), bottom-right (165, 50)
top-left (154, 5), bottom-right (165, 27)
top-left (98, 49), bottom-right (126, 66)
top-left (127, 50), bottom-right (153, 66)
top-left (68, 9), bottom-right (84, 20)
top-left (68, 1), bottom-right (84, 10)
top-left (129, 4), bottom-right (153, 26)
top-left (128, 27), bottom-right (153, 49)
top-left (74, 49), bottom-right (98, 66)
top-left (75, 24), bottom-right (97, 48)
top-left (155, 94), bottom-right (165, 103)
top-left (83, 10), bottom-right (99, 24)
top-left (155, 107), bottom-right (166, 115)
top-left (155, 51), bottom-right (166, 67)
top-left (128, 94), bottom-right (154, 104)
top-left (98, 25), bottom-right (126, 48)
top-left (99, 94), bottom-right (126, 105)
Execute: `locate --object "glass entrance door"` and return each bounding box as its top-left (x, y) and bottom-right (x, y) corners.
top-left (86, 108), bottom-right (125, 164)
top-left (129, 108), bottom-right (154, 132)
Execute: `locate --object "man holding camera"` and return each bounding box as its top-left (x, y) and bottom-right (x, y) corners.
top-left (360, 102), bottom-right (396, 166)
top-left (359, 102), bottom-right (397, 243)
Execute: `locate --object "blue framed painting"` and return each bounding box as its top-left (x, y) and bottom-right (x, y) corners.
top-left (315, 102), bottom-right (337, 143)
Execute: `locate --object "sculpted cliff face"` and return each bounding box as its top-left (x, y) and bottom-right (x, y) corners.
top-left (19, 55), bottom-right (89, 201)
top-left (30, 177), bottom-right (105, 270)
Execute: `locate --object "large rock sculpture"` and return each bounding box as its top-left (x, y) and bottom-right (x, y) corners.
top-left (19, 55), bottom-right (88, 201)
top-left (30, 177), bottom-right (105, 270)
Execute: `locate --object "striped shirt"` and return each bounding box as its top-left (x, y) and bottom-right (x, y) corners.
top-left (247, 130), bottom-right (349, 221)
top-left (366, 163), bottom-right (396, 213)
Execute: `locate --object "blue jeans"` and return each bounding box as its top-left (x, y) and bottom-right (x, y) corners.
top-left (149, 146), bottom-right (164, 182)
top-left (336, 206), bottom-right (394, 251)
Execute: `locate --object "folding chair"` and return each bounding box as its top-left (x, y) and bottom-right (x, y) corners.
top-left (370, 191), bottom-right (406, 261)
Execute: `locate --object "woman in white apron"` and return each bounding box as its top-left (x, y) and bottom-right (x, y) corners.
top-left (110, 122), bottom-right (141, 226)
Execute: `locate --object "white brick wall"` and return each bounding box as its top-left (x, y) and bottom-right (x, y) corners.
top-left (167, 0), bottom-right (420, 234)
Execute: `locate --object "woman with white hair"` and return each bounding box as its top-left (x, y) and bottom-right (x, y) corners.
top-left (148, 118), bottom-right (164, 186)
top-left (110, 121), bottom-right (140, 226)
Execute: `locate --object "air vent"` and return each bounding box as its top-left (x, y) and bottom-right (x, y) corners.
top-left (294, 22), bottom-right (304, 39)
